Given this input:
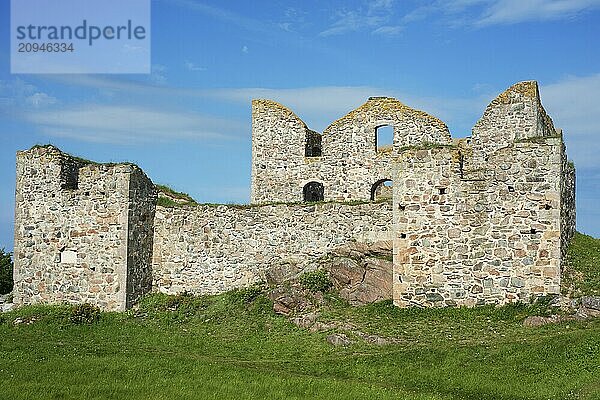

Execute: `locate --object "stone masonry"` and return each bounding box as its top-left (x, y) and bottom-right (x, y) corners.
top-left (13, 146), bottom-right (156, 311)
top-left (12, 80), bottom-right (576, 310)
top-left (153, 202), bottom-right (392, 295)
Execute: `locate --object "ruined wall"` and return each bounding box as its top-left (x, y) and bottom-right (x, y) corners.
top-left (125, 168), bottom-right (157, 308)
top-left (250, 100), bottom-right (308, 203)
top-left (251, 97), bottom-right (452, 204)
top-left (12, 80), bottom-right (577, 311)
top-left (471, 81), bottom-right (558, 166)
top-left (561, 151), bottom-right (576, 261)
top-left (13, 146), bottom-right (155, 311)
top-left (152, 201), bottom-right (393, 295)
top-left (393, 82), bottom-right (569, 307)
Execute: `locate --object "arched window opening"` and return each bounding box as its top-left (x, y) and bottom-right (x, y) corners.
top-left (303, 181), bottom-right (324, 202)
top-left (305, 130), bottom-right (322, 157)
top-left (371, 179), bottom-right (393, 201)
top-left (375, 125), bottom-right (394, 152)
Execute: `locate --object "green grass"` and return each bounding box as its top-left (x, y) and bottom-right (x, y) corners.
top-left (514, 135), bottom-right (562, 144)
top-left (1, 290), bottom-right (599, 400)
top-left (1, 233), bottom-right (599, 399)
top-left (563, 232), bottom-right (600, 297)
top-left (155, 184), bottom-right (198, 207)
top-left (156, 195), bottom-right (391, 209)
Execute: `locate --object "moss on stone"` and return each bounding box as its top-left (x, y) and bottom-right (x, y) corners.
top-left (398, 142), bottom-right (456, 152)
top-left (155, 184), bottom-right (197, 207)
top-left (515, 135), bottom-right (562, 144)
top-left (323, 96), bottom-right (449, 135)
top-left (156, 198), bottom-right (392, 210)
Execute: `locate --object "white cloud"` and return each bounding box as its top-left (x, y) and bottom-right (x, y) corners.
top-left (319, 0), bottom-right (397, 36)
top-left (242, 45), bottom-right (249, 53)
top-left (0, 78), bottom-right (58, 109)
top-left (319, 10), bottom-right (367, 36)
top-left (210, 86), bottom-right (389, 130)
top-left (24, 105), bottom-right (241, 144)
top-left (408, 0), bottom-right (600, 27)
top-left (372, 25), bottom-right (403, 36)
top-left (42, 73), bottom-right (600, 161)
top-left (208, 86), bottom-right (491, 135)
top-left (540, 73), bottom-right (600, 169)
top-left (43, 74), bottom-right (489, 133)
top-left (277, 7), bottom-right (308, 33)
top-left (475, 0), bottom-right (600, 26)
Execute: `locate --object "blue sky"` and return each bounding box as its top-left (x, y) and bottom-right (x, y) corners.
top-left (1, 0), bottom-right (600, 251)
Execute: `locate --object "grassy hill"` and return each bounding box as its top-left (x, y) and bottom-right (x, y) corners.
top-left (1, 233), bottom-right (599, 400)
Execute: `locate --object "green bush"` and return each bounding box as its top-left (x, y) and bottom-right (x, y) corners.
top-left (0, 248), bottom-right (13, 295)
top-left (230, 284), bottom-right (265, 304)
top-left (70, 303), bottom-right (101, 324)
top-left (299, 269), bottom-right (332, 293)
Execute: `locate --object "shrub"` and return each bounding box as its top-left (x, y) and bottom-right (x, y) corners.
top-left (0, 248), bottom-right (13, 295)
top-left (299, 269), bottom-right (332, 293)
top-left (70, 303), bottom-right (101, 324)
top-left (230, 284), bottom-right (265, 304)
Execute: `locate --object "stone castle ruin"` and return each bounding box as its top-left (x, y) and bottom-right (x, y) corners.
top-left (13, 81), bottom-right (576, 311)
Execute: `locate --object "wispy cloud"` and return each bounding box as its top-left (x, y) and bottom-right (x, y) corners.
top-left (162, 0), bottom-right (273, 34)
top-left (210, 86), bottom-right (389, 130)
top-left (33, 75), bottom-right (487, 133)
top-left (474, 0), bottom-right (600, 26)
top-left (23, 105), bottom-right (241, 144)
top-left (372, 25), bottom-right (403, 36)
top-left (540, 73), bottom-right (600, 169)
top-left (25, 92), bottom-right (58, 108)
top-left (30, 72), bottom-right (600, 168)
top-left (277, 7), bottom-right (308, 33)
top-left (319, 0), bottom-right (399, 37)
top-left (0, 78), bottom-right (58, 109)
top-left (402, 0), bottom-right (600, 28)
top-left (208, 86), bottom-right (493, 135)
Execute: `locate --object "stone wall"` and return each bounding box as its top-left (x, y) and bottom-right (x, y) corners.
top-left (125, 168), bottom-right (157, 308)
top-left (152, 201), bottom-right (393, 295)
top-left (13, 146), bottom-right (155, 311)
top-left (471, 81), bottom-right (558, 166)
top-left (12, 80), bottom-right (577, 311)
top-left (251, 97), bottom-right (452, 204)
top-left (561, 152), bottom-right (576, 261)
top-left (393, 82), bottom-right (570, 307)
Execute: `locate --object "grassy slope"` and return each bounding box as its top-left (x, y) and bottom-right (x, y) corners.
top-left (0, 233), bottom-right (599, 400)
top-left (1, 293), bottom-right (599, 400)
top-left (563, 232), bottom-right (600, 297)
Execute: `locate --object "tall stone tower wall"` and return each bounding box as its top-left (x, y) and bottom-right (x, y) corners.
top-left (13, 146), bottom-right (156, 311)
top-left (393, 81), bottom-right (576, 307)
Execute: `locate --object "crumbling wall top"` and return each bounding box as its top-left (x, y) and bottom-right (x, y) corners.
top-left (252, 99), bottom-right (308, 127)
top-left (323, 96), bottom-right (450, 137)
top-left (471, 80), bottom-right (558, 160)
